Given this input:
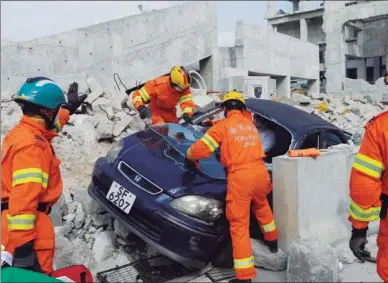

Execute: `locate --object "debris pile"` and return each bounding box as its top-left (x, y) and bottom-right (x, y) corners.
top-left (275, 92), bottom-right (388, 145)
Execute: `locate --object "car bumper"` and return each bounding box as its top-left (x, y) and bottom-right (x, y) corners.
top-left (88, 157), bottom-right (226, 269)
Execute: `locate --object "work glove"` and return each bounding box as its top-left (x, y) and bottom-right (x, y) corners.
top-left (182, 113), bottom-right (193, 124)
top-left (1, 250), bottom-right (13, 269)
top-left (349, 227), bottom-right (369, 263)
top-left (138, 105), bottom-right (150, 120)
top-left (62, 82), bottom-right (87, 115)
top-left (264, 239), bottom-right (278, 253)
top-left (13, 241), bottom-right (43, 273)
top-left (184, 157), bottom-right (199, 171)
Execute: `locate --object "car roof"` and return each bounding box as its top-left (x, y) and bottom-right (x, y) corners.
top-left (245, 98), bottom-right (341, 133)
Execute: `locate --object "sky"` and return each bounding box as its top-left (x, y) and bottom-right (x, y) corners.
top-left (1, 1), bottom-right (322, 45)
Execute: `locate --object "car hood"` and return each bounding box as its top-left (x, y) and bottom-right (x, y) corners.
top-left (119, 124), bottom-right (227, 200)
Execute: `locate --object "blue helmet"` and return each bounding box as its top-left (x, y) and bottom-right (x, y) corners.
top-left (14, 77), bottom-right (67, 110)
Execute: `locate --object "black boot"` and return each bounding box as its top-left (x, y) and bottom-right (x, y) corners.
top-left (228, 279), bottom-right (252, 283)
top-left (264, 239), bottom-right (278, 253)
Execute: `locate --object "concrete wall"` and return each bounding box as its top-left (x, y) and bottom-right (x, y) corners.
top-left (363, 18), bottom-right (388, 58)
top-left (272, 149), bottom-right (380, 252)
top-left (235, 22), bottom-right (320, 82)
top-left (276, 21), bottom-right (301, 39)
top-left (307, 17), bottom-right (325, 44)
top-left (1, 1), bottom-right (217, 94)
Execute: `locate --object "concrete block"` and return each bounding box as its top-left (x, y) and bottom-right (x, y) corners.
top-left (272, 149), bottom-right (369, 253)
top-left (192, 95), bottom-right (215, 112)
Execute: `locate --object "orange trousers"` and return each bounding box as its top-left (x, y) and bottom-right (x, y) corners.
top-left (377, 215), bottom-right (388, 282)
top-left (1, 210), bottom-right (55, 274)
top-left (150, 107), bottom-right (178, 125)
top-left (226, 162), bottom-right (278, 280)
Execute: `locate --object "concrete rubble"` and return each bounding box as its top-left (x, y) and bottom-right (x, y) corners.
top-left (287, 239), bottom-right (339, 282)
top-left (1, 75), bottom-right (386, 281)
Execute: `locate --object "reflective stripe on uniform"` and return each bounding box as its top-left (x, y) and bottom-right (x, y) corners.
top-left (7, 214), bottom-right (36, 230)
top-left (352, 153), bottom-right (384, 179)
top-left (349, 199), bottom-right (381, 222)
top-left (200, 133), bottom-right (219, 152)
top-left (139, 88), bottom-right (150, 103)
top-left (187, 147), bottom-right (195, 161)
top-left (262, 220), bottom-right (276, 233)
top-left (182, 107), bottom-right (193, 114)
top-left (133, 96), bottom-right (143, 104)
top-left (179, 94), bottom-right (193, 105)
top-left (12, 168), bottom-right (49, 188)
top-left (234, 256), bottom-right (255, 269)
top-left (55, 118), bottom-right (62, 133)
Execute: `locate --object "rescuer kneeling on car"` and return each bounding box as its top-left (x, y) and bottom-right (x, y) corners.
top-left (132, 65), bottom-right (196, 125)
top-left (1, 77), bottom-right (86, 274)
top-left (185, 91), bottom-right (278, 283)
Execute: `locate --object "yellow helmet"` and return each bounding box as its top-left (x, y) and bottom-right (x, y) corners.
top-left (221, 90), bottom-right (246, 107)
top-left (170, 66), bottom-right (192, 91)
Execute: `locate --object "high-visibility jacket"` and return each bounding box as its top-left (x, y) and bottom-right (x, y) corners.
top-left (349, 110), bottom-right (388, 229)
top-left (187, 110), bottom-right (265, 169)
top-left (207, 109), bottom-right (253, 125)
top-left (1, 109), bottom-right (69, 259)
top-left (132, 76), bottom-right (196, 118)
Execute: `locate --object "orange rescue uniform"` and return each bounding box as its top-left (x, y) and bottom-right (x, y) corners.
top-left (132, 76), bottom-right (196, 124)
top-left (206, 109), bottom-right (253, 125)
top-left (348, 110), bottom-right (387, 282)
top-left (1, 108), bottom-right (70, 274)
top-left (186, 110), bottom-right (277, 280)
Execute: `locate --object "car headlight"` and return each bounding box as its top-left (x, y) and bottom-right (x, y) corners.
top-left (106, 140), bottom-right (124, 164)
top-left (170, 195), bottom-right (224, 222)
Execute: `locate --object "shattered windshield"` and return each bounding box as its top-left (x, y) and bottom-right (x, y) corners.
top-left (149, 123), bottom-right (227, 180)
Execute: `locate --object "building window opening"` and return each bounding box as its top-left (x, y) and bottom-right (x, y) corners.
top-left (346, 68), bottom-right (357, 79)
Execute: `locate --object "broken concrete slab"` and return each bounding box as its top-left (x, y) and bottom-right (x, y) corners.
top-left (272, 150), bottom-right (358, 252)
top-left (113, 111), bottom-right (134, 137)
top-left (251, 239), bottom-right (287, 271)
top-left (92, 231), bottom-right (116, 263)
top-left (192, 95), bottom-right (216, 112)
top-left (287, 239), bottom-right (339, 282)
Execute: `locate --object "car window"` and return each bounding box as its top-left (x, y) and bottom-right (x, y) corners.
top-left (324, 130), bottom-right (345, 148)
top-left (300, 131), bottom-right (322, 149)
top-left (149, 123), bottom-right (227, 180)
top-left (192, 108), bottom-right (224, 125)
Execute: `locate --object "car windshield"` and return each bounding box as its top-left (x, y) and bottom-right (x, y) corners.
top-left (149, 123), bottom-right (227, 180)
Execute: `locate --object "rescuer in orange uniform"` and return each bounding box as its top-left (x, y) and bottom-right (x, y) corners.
top-left (132, 66), bottom-right (196, 125)
top-left (185, 91), bottom-right (278, 283)
top-left (348, 110), bottom-right (387, 282)
top-left (1, 77), bottom-right (86, 274)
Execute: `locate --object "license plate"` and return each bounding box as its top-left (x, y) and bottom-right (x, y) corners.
top-left (106, 181), bottom-right (136, 214)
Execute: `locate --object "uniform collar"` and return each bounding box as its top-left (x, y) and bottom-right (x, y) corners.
top-left (20, 115), bottom-right (58, 141)
top-left (226, 110), bottom-right (243, 118)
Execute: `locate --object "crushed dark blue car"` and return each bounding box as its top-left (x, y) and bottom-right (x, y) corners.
top-left (88, 99), bottom-right (351, 269)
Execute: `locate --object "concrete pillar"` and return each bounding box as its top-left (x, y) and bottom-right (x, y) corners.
top-left (276, 75), bottom-right (291, 98)
top-left (272, 150), bottom-right (356, 252)
top-left (357, 58), bottom-right (366, 80)
top-left (323, 1), bottom-right (346, 93)
top-left (373, 57), bottom-right (380, 80)
top-left (266, 1), bottom-right (276, 19)
top-left (199, 56), bottom-right (214, 91)
top-left (307, 79), bottom-right (319, 96)
top-left (292, 0), bottom-right (299, 12)
top-left (300, 19), bottom-right (308, 41)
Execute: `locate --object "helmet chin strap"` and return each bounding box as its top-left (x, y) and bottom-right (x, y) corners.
top-left (38, 107), bottom-right (60, 131)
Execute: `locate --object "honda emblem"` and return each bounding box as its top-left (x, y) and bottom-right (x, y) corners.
top-left (134, 175), bottom-right (142, 182)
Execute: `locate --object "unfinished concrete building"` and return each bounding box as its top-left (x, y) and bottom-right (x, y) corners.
top-left (266, 0), bottom-right (388, 93)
